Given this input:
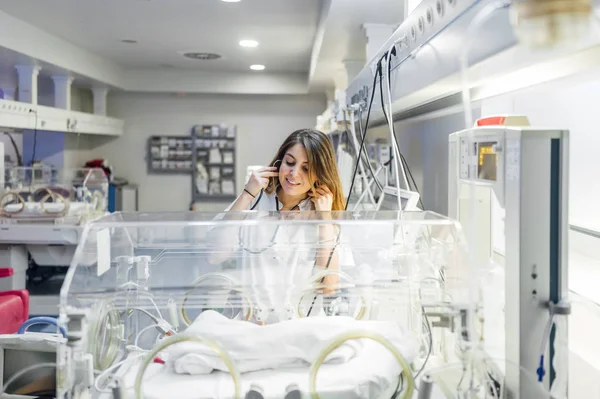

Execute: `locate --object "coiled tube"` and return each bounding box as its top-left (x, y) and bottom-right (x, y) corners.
top-left (180, 273), bottom-right (253, 325)
top-left (134, 334), bottom-right (241, 399)
top-left (308, 329), bottom-right (414, 399)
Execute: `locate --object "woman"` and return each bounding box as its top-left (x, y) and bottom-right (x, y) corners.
top-left (224, 129), bottom-right (349, 321)
top-left (228, 128), bottom-right (346, 212)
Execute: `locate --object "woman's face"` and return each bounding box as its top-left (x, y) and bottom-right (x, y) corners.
top-left (278, 143), bottom-right (314, 197)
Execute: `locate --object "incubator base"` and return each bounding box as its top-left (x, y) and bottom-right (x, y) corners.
top-left (114, 338), bottom-right (404, 399)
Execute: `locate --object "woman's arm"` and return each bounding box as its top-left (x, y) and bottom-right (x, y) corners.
top-left (314, 222), bottom-right (340, 293)
top-left (227, 166), bottom-right (278, 212)
top-left (227, 190), bottom-right (256, 211)
top-left (310, 185), bottom-right (340, 293)
top-left (208, 166), bottom-right (278, 265)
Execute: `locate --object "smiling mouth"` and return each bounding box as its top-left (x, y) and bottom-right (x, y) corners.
top-left (286, 178), bottom-right (300, 186)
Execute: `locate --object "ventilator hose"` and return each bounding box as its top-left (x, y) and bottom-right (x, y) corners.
top-left (134, 334), bottom-right (241, 399)
top-left (309, 329), bottom-right (414, 399)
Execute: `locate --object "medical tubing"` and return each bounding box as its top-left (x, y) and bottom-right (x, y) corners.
top-left (536, 304), bottom-right (556, 383)
top-left (344, 110), bottom-right (377, 205)
top-left (349, 108), bottom-right (384, 192)
top-left (134, 325), bottom-right (162, 349)
top-left (297, 270), bottom-right (367, 319)
top-left (308, 329), bottom-right (414, 399)
top-left (17, 316), bottom-right (68, 338)
top-left (306, 225), bottom-right (340, 317)
top-left (459, 0), bottom-right (512, 357)
top-left (345, 58), bottom-right (379, 207)
top-left (550, 314), bottom-right (568, 398)
top-left (88, 301), bottom-right (122, 371)
top-left (384, 45), bottom-right (410, 195)
top-left (378, 55), bottom-right (425, 210)
top-left (2, 362), bottom-right (56, 392)
top-left (181, 272), bottom-right (252, 325)
top-left (0, 191), bottom-right (25, 214)
top-left (181, 286), bottom-right (253, 325)
top-left (134, 334), bottom-right (241, 399)
top-left (385, 47), bottom-right (425, 208)
top-left (113, 287), bottom-right (164, 320)
top-left (94, 353), bottom-right (145, 393)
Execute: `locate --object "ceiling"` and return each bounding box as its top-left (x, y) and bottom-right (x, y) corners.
top-left (0, 0), bottom-right (405, 95)
top-left (309, 0), bottom-right (404, 91)
top-left (0, 0), bottom-right (322, 73)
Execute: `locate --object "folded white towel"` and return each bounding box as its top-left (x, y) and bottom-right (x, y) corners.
top-left (168, 310), bottom-right (418, 375)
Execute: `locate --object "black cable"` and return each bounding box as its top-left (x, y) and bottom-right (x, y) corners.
top-left (3, 132), bottom-right (23, 166)
top-left (381, 53), bottom-right (426, 210)
top-left (414, 305), bottom-right (433, 380)
top-left (400, 152), bottom-right (425, 209)
top-left (343, 110), bottom-right (383, 192)
top-left (30, 109), bottom-right (38, 165)
top-left (306, 55), bottom-right (385, 318)
top-left (345, 58), bottom-right (381, 208)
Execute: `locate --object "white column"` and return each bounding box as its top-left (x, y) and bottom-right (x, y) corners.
top-left (333, 60), bottom-right (364, 93)
top-left (51, 76), bottom-right (75, 110)
top-left (15, 65), bottom-right (41, 105)
top-left (0, 88), bottom-right (16, 101)
top-left (343, 60), bottom-right (364, 84)
top-left (92, 87), bottom-right (109, 116)
top-left (362, 24), bottom-right (397, 63)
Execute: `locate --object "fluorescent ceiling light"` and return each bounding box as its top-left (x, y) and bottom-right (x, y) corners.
top-left (250, 64), bottom-right (265, 71)
top-left (239, 40), bottom-right (259, 48)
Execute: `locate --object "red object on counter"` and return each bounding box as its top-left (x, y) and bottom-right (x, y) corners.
top-left (476, 116), bottom-right (506, 126)
top-left (0, 268), bottom-right (13, 278)
top-left (0, 290), bottom-right (29, 334)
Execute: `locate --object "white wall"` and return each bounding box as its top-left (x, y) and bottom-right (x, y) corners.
top-left (86, 92), bottom-right (326, 212)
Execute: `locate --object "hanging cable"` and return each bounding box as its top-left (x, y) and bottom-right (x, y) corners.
top-left (344, 108), bottom-right (384, 193)
top-left (30, 109), bottom-right (38, 165)
top-left (345, 57), bottom-right (381, 207)
top-left (378, 50), bottom-right (426, 210)
top-left (353, 107), bottom-right (384, 192)
top-left (3, 132), bottom-right (22, 166)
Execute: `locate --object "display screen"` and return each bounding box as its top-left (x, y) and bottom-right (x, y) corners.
top-left (478, 142), bottom-right (497, 181)
top-left (379, 192), bottom-right (409, 211)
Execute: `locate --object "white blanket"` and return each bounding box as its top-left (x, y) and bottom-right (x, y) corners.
top-left (168, 310), bottom-right (418, 375)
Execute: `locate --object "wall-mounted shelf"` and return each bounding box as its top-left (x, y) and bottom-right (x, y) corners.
top-left (192, 124), bottom-right (237, 203)
top-left (147, 135), bottom-right (193, 174)
top-left (0, 99), bottom-right (124, 136)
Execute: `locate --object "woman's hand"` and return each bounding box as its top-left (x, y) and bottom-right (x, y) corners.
top-left (309, 184), bottom-right (333, 211)
top-left (245, 167), bottom-right (278, 197)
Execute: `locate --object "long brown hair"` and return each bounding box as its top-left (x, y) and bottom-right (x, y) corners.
top-left (265, 129), bottom-right (346, 211)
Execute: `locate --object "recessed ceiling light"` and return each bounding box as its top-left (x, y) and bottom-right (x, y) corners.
top-left (182, 52), bottom-right (222, 61)
top-left (239, 40), bottom-right (259, 48)
top-left (121, 39), bottom-right (138, 44)
top-left (250, 64), bottom-right (265, 71)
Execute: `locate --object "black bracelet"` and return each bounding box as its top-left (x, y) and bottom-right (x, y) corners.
top-left (243, 188), bottom-right (256, 199)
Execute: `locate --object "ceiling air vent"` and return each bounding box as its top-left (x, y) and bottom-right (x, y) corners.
top-left (182, 52), bottom-right (222, 61)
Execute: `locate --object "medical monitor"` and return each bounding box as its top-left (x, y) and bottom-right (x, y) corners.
top-left (377, 186), bottom-right (420, 211)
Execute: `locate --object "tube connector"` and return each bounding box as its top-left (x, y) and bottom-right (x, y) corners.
top-left (542, 300), bottom-right (571, 315)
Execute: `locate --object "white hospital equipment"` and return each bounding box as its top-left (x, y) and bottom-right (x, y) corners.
top-left (55, 210), bottom-right (477, 399)
top-left (377, 187), bottom-right (420, 212)
top-left (447, 116), bottom-right (570, 397)
top-left (0, 166), bottom-right (108, 316)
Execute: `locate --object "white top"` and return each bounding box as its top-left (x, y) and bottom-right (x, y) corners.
top-left (223, 189), bottom-right (358, 323)
top-left (226, 189), bottom-right (314, 212)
